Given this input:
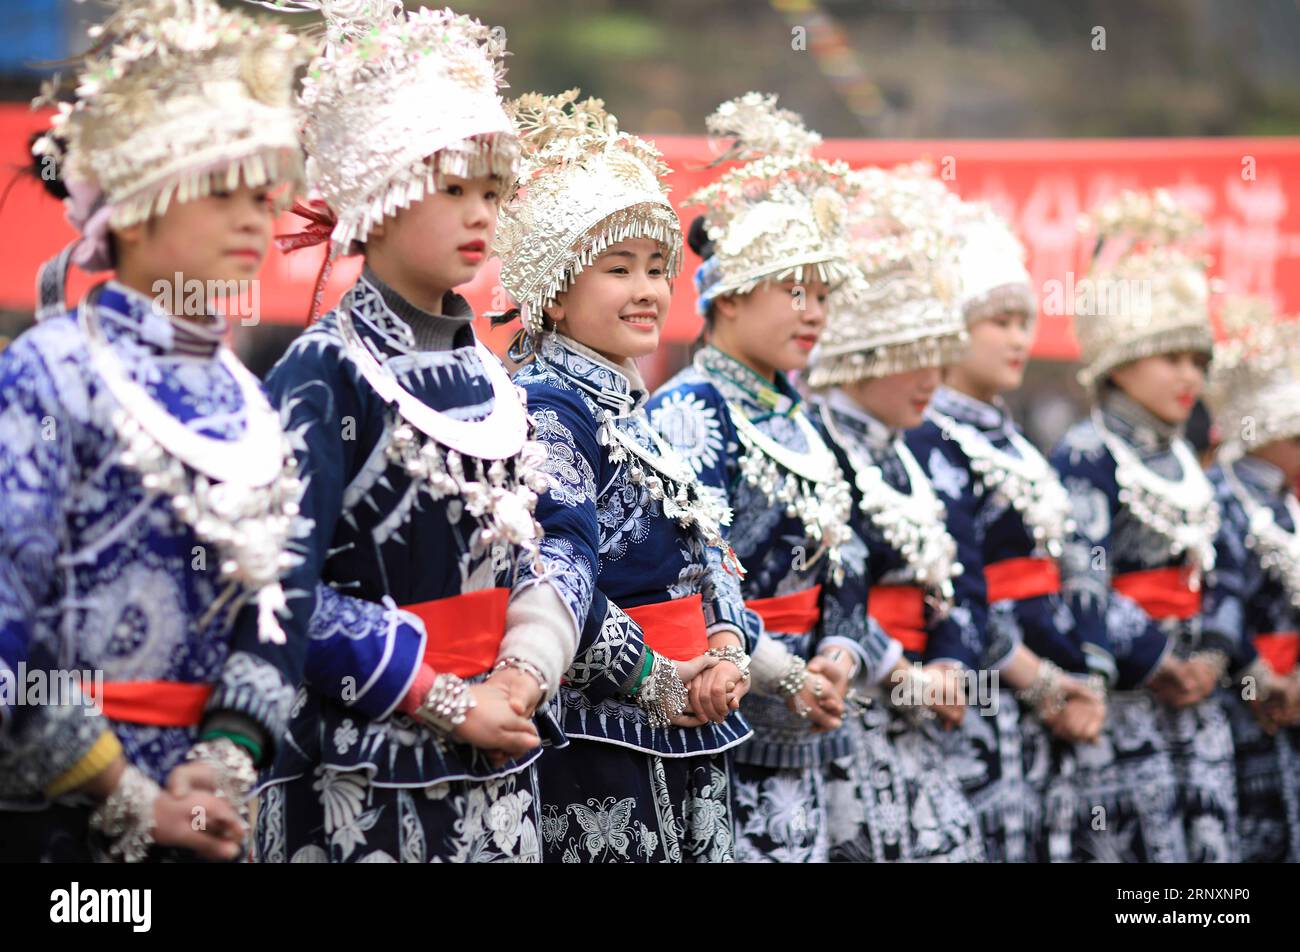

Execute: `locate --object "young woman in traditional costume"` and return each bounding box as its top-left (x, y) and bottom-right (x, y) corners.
top-left (905, 201), bottom-right (1106, 862)
top-left (493, 90), bottom-right (754, 862)
top-left (0, 0), bottom-right (308, 862)
top-left (1203, 296), bottom-right (1300, 862)
top-left (252, 5), bottom-right (571, 864)
top-left (1049, 189), bottom-right (1234, 862)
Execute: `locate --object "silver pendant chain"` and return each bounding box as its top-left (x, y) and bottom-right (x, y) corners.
top-left (929, 409), bottom-right (1074, 559)
top-left (1223, 458), bottom-right (1300, 613)
top-left (339, 310), bottom-right (551, 564)
top-left (1093, 409), bottom-right (1219, 588)
top-left (820, 402), bottom-right (961, 612)
top-left (80, 291), bottom-right (301, 643)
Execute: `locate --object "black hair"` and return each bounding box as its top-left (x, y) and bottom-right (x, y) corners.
top-left (19, 129), bottom-right (118, 268)
top-left (27, 130), bottom-right (69, 201)
top-left (687, 214), bottom-right (714, 261)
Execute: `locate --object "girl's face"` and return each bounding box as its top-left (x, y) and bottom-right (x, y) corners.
top-left (1109, 350), bottom-right (1208, 426)
top-left (711, 277), bottom-right (830, 380)
top-left (367, 172), bottom-right (503, 300)
top-left (841, 366), bottom-right (943, 430)
top-left (948, 311), bottom-right (1032, 398)
top-left (115, 181), bottom-right (276, 295)
top-left (545, 237), bottom-right (671, 363)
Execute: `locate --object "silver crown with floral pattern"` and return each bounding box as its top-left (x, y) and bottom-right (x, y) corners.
top-left (691, 92), bottom-right (859, 316)
top-left (808, 161), bottom-right (968, 387)
top-left (493, 89), bottom-right (682, 336)
top-left (1074, 188), bottom-right (1215, 389)
top-left (261, 0), bottom-right (521, 255)
top-left (953, 200), bottom-right (1036, 328)
top-left (32, 0), bottom-right (308, 230)
top-left (1210, 295), bottom-right (1300, 452)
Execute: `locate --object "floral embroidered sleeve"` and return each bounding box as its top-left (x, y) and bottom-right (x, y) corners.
top-left (251, 336), bottom-right (427, 722)
top-left (907, 423), bottom-right (1002, 670)
top-left (0, 338), bottom-right (114, 796)
top-left (1050, 429), bottom-right (1168, 689)
top-left (1202, 483), bottom-right (1257, 675)
top-left (519, 384), bottom-right (648, 701)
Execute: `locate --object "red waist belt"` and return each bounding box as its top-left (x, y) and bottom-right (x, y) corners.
top-left (1255, 632), bottom-right (1299, 676)
top-left (1112, 567), bottom-right (1201, 620)
top-left (985, 557), bottom-right (1061, 603)
top-left (89, 682), bottom-right (213, 727)
top-left (406, 587), bottom-right (511, 678)
top-left (746, 586), bottom-right (822, 635)
top-left (868, 585), bottom-right (927, 654)
top-left (626, 594), bottom-right (708, 662)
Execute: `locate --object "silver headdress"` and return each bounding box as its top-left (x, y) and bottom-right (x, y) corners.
top-left (807, 161), bottom-right (967, 387)
top-left (493, 89), bottom-right (682, 336)
top-left (1210, 296), bottom-right (1300, 454)
top-left (1074, 188), bottom-right (1215, 390)
top-left (952, 201), bottom-right (1036, 328)
top-left (266, 1), bottom-right (520, 256)
top-left (32, 0), bottom-right (308, 315)
top-left (691, 92), bottom-right (859, 316)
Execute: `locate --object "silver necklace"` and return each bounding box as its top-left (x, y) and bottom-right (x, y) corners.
top-left (1093, 409), bottom-right (1219, 587)
top-left (598, 407), bottom-right (742, 575)
top-left (80, 291), bottom-right (301, 644)
top-left (338, 310), bottom-right (550, 561)
top-left (1223, 457), bottom-right (1300, 613)
top-left (820, 402), bottom-right (961, 611)
top-left (727, 403), bottom-right (853, 584)
top-left (928, 409), bottom-right (1074, 559)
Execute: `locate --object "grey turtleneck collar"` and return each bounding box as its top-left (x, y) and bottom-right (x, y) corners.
top-left (362, 265), bottom-right (475, 351)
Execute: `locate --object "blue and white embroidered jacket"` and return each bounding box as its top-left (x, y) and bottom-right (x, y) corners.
top-left (514, 334), bottom-right (752, 757)
top-left (906, 386), bottom-right (1081, 672)
top-left (649, 347), bottom-right (896, 769)
top-left (814, 390), bottom-right (981, 670)
top-left (259, 275), bottom-right (562, 790)
top-left (0, 282), bottom-right (301, 802)
top-left (1048, 390), bottom-right (1230, 690)
top-left (1204, 455), bottom-right (1300, 676)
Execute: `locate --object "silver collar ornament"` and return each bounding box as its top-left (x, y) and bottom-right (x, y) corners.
top-left (1223, 457), bottom-right (1300, 613)
top-left (928, 409), bottom-right (1074, 559)
top-left (728, 406), bottom-right (853, 585)
top-left (692, 349), bottom-right (852, 582)
top-left (1093, 409), bottom-right (1219, 588)
top-left (596, 405), bottom-right (743, 577)
top-left (337, 309), bottom-right (550, 563)
top-left (80, 293), bottom-right (301, 644)
top-left (819, 402), bottom-right (961, 614)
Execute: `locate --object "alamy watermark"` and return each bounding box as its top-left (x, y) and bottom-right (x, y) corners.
top-left (151, 273), bottom-right (261, 326)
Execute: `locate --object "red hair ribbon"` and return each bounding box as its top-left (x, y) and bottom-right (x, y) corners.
top-left (275, 198), bottom-right (339, 324)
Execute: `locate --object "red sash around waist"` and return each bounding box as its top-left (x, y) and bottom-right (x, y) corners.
top-left (985, 556), bottom-right (1061, 603)
top-left (868, 585), bottom-right (928, 654)
top-left (1254, 632), bottom-right (1299, 676)
top-left (746, 586), bottom-right (822, 635)
top-left (625, 594), bottom-right (708, 662)
top-left (1112, 567), bottom-right (1201, 621)
top-left (88, 682), bottom-right (214, 727)
top-left (406, 587), bottom-right (511, 678)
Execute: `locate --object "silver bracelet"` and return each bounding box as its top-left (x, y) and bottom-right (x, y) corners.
top-left (705, 645), bottom-right (751, 682)
top-left (414, 672), bottom-right (477, 736)
top-left (492, 656), bottom-right (549, 695)
top-left (185, 738), bottom-right (257, 805)
top-left (634, 653), bottom-right (688, 727)
top-left (88, 764), bottom-right (159, 863)
top-left (776, 654), bottom-right (808, 699)
top-left (1017, 658), bottom-right (1067, 719)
